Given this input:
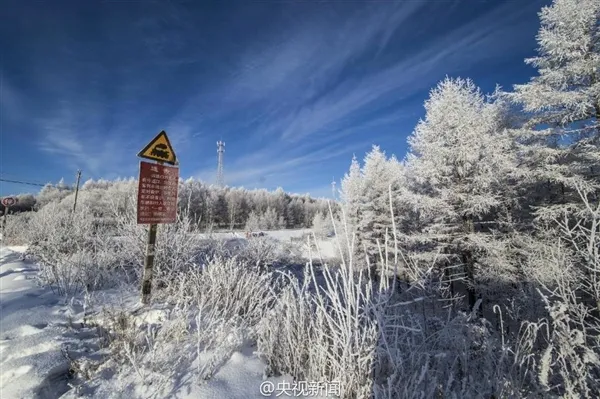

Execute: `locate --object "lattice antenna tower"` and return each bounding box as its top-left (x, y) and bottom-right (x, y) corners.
top-left (216, 141), bottom-right (225, 187)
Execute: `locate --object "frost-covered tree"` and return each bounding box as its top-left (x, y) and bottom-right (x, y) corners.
top-left (261, 207), bottom-right (284, 230)
top-left (36, 182), bottom-right (73, 209)
top-left (225, 189), bottom-right (245, 230)
top-left (311, 211), bottom-right (334, 238)
top-left (81, 178), bottom-right (113, 191)
top-left (245, 211), bottom-right (261, 231)
top-left (35, 175), bottom-right (329, 231)
top-left (270, 187), bottom-right (288, 226)
top-left (340, 156), bottom-right (363, 239)
top-left (406, 77), bottom-right (517, 308)
top-left (285, 197), bottom-right (304, 227)
top-left (510, 0), bottom-right (600, 220)
top-left (206, 189), bottom-right (228, 228)
top-left (357, 146), bottom-right (402, 265)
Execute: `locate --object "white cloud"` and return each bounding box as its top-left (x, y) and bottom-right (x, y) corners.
top-left (186, 1), bottom-right (538, 188)
top-left (193, 138), bottom-right (374, 188)
top-left (35, 103), bottom-right (134, 177)
top-left (183, 1), bottom-right (536, 145)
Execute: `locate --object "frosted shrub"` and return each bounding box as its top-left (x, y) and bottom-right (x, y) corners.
top-left (520, 189), bottom-right (600, 398)
top-left (234, 236), bottom-right (280, 268)
top-left (311, 211), bottom-right (334, 238)
top-left (374, 303), bottom-right (522, 398)
top-left (111, 195), bottom-right (204, 293)
top-left (84, 255), bottom-right (274, 396)
top-left (1, 211), bottom-right (32, 245)
top-left (258, 240), bottom-right (379, 399)
top-left (27, 203), bottom-right (124, 295)
top-left (234, 236), bottom-right (303, 269)
top-left (170, 256), bottom-right (274, 332)
top-left (244, 207), bottom-right (286, 231)
top-left (258, 198), bottom-right (526, 398)
top-left (96, 306), bottom-right (192, 395)
top-left (257, 282), bottom-right (314, 381)
top-left (153, 256), bottom-right (274, 382)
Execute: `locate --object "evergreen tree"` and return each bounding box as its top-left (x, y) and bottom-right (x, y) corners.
top-left (340, 155), bottom-right (364, 240)
top-left (406, 77), bottom-right (517, 309)
top-left (357, 146), bottom-right (401, 266)
top-left (510, 0), bottom-right (600, 220)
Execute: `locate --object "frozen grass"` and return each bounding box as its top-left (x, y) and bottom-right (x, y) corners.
top-left (6, 184), bottom-right (599, 398)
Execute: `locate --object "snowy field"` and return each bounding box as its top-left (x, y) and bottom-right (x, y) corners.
top-left (0, 245), bottom-right (73, 398)
top-left (192, 229), bottom-right (339, 261)
top-left (0, 235), bottom-right (336, 399)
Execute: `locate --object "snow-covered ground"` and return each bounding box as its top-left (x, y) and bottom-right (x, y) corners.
top-left (266, 229), bottom-right (339, 260)
top-left (195, 228), bottom-right (309, 241)
top-left (0, 245), bottom-right (73, 398)
top-left (0, 242), bottom-right (335, 398)
top-left (194, 229), bottom-right (340, 261)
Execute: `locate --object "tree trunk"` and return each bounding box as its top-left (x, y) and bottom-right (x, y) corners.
top-left (444, 260), bottom-right (455, 297)
top-left (462, 216), bottom-right (478, 312)
top-left (462, 249), bottom-right (477, 311)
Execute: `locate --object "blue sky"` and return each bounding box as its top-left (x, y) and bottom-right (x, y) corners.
top-left (0, 0), bottom-right (548, 198)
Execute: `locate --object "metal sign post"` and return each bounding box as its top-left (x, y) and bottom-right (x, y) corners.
top-left (137, 131), bottom-right (179, 305)
top-left (141, 223), bottom-right (158, 303)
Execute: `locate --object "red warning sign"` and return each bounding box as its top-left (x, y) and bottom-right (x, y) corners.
top-left (137, 161), bottom-right (179, 224)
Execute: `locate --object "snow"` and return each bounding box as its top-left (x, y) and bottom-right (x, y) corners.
top-left (56, 297), bottom-right (331, 398)
top-left (264, 229), bottom-right (311, 241)
top-left (0, 244), bottom-right (337, 398)
top-left (306, 238), bottom-right (339, 260)
top-left (0, 246), bottom-right (72, 398)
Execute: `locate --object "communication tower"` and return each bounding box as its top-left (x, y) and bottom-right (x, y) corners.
top-left (216, 141), bottom-right (225, 187)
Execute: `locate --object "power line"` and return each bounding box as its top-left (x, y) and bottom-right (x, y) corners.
top-left (0, 178), bottom-right (46, 187)
top-left (0, 177), bottom-right (71, 190)
top-left (0, 173), bottom-right (49, 186)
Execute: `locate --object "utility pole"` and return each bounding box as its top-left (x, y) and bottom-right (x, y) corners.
top-left (73, 169), bottom-right (82, 213)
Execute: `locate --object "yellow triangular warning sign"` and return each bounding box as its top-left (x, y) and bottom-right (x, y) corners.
top-left (137, 130), bottom-right (178, 165)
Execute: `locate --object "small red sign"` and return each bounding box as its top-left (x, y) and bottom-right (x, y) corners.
top-left (137, 161), bottom-right (179, 224)
top-left (1, 197), bottom-right (17, 207)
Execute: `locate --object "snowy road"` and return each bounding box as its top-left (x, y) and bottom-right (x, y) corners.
top-left (0, 246), bottom-right (72, 398)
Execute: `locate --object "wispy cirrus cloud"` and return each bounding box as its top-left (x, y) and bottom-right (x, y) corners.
top-left (194, 136), bottom-right (375, 189)
top-left (249, 0), bottom-right (537, 143)
top-left (35, 100), bottom-right (138, 176)
top-left (190, 0), bottom-right (542, 192)
top-left (3, 0), bottom-right (544, 196)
